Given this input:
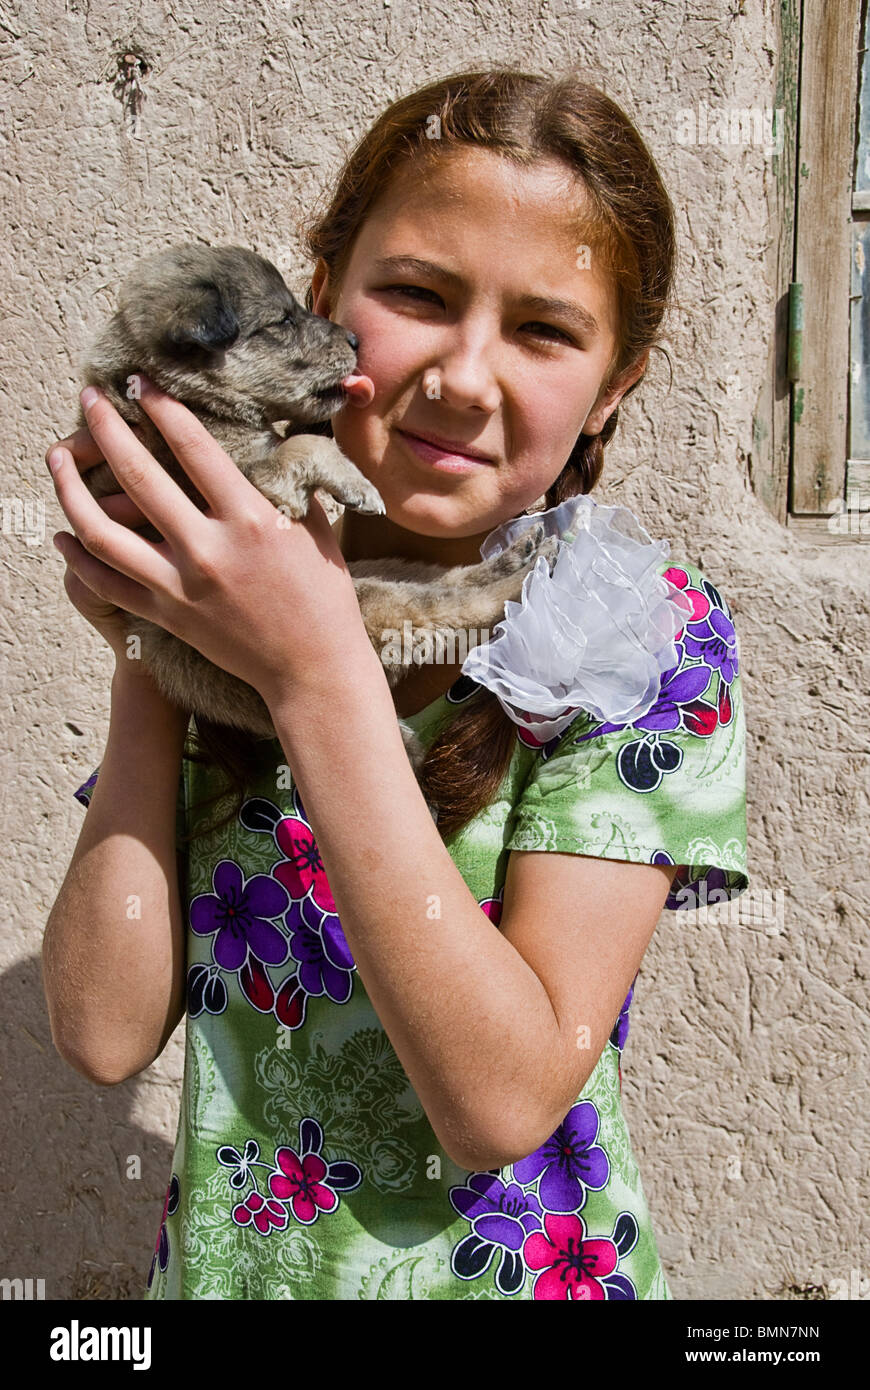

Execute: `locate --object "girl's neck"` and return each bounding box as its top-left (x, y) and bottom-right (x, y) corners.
top-left (334, 509), bottom-right (492, 568)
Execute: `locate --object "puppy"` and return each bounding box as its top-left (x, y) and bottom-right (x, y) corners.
top-left (75, 244), bottom-right (558, 763)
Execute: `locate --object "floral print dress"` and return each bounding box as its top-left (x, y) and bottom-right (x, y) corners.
top-left (73, 558), bottom-right (748, 1300)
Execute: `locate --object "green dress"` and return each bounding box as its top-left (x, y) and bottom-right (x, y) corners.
top-left (73, 558), bottom-right (748, 1300)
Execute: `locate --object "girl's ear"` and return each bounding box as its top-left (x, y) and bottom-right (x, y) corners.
top-left (583, 350), bottom-right (649, 436)
top-left (310, 258), bottom-right (331, 317)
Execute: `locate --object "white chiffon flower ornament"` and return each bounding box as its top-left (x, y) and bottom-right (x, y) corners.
top-left (461, 494), bottom-right (695, 743)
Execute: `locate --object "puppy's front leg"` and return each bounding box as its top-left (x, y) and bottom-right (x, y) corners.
top-left (249, 435), bottom-right (385, 520)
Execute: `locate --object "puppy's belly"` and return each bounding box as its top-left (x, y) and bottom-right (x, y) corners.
top-left (126, 614), bottom-right (277, 738)
top-left (123, 614), bottom-right (429, 778)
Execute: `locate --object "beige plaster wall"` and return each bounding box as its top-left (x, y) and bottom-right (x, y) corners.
top-left (1, 0), bottom-right (866, 1300)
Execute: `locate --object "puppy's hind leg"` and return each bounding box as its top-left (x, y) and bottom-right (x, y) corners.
top-left (351, 524), bottom-right (561, 686)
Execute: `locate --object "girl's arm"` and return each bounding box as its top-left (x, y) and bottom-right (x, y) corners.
top-left (46, 384), bottom-right (676, 1158)
top-left (42, 662), bottom-right (190, 1085)
top-left (268, 636), bottom-right (678, 1173)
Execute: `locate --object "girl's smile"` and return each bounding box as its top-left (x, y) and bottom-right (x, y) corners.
top-left (395, 426), bottom-right (498, 472)
top-left (310, 146), bottom-right (647, 568)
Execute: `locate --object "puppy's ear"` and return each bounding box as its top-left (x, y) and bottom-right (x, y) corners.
top-left (163, 280), bottom-right (239, 356)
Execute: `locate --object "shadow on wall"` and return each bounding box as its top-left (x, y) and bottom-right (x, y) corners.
top-left (2, 954), bottom-right (175, 1300)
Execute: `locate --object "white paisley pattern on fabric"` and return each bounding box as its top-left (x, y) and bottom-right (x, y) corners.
top-left (71, 555), bottom-right (747, 1300)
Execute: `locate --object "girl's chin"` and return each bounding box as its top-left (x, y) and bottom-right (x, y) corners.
top-left (395, 489), bottom-right (533, 532)
top-left (379, 497), bottom-right (490, 540)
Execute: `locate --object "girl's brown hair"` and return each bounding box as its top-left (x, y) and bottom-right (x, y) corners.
top-left (182, 67), bottom-right (677, 845)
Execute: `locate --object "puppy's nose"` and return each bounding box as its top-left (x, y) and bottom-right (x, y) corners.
top-left (345, 330), bottom-right (359, 351)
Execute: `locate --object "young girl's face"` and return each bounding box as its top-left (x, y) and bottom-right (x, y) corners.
top-left (313, 146), bottom-right (645, 564)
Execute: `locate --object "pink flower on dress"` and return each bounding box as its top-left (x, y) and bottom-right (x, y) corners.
top-left (218, 1122), bottom-right (361, 1235)
top-left (231, 1190), bottom-right (289, 1235)
top-left (479, 891), bottom-right (503, 926)
top-left (523, 1212), bottom-right (619, 1300)
top-left (269, 1147), bottom-right (339, 1224)
top-left (273, 816), bottom-right (336, 913)
top-left (662, 565), bottom-right (712, 638)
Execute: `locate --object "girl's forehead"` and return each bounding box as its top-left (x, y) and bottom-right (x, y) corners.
top-left (356, 156), bottom-right (608, 281)
top-left (378, 146), bottom-right (596, 231)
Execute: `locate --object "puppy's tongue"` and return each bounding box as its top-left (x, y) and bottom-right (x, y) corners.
top-left (340, 372), bottom-right (375, 404)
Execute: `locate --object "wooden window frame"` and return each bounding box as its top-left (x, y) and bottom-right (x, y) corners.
top-left (753, 0), bottom-right (868, 544)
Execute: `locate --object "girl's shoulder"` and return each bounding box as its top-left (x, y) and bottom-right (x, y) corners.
top-left (505, 548), bottom-right (749, 908)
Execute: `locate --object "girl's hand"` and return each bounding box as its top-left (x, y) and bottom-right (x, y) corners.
top-left (48, 379), bottom-right (369, 710)
top-left (46, 423), bottom-right (152, 664)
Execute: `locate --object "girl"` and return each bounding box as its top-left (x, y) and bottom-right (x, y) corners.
top-left (43, 69), bottom-right (748, 1301)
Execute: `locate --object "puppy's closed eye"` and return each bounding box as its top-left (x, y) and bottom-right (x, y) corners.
top-left (255, 310), bottom-right (296, 334)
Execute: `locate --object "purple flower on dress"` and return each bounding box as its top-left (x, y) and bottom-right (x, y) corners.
top-left (630, 656), bottom-right (715, 733)
top-left (609, 979), bottom-right (636, 1053)
top-left (238, 794), bottom-right (357, 1033)
top-left (570, 637), bottom-right (726, 793)
top-left (665, 863), bottom-right (733, 913)
top-left (147, 1173), bottom-right (179, 1288)
top-left (678, 577), bottom-right (738, 684)
top-left (284, 895), bottom-right (355, 999)
top-left (575, 653), bottom-right (712, 742)
top-left (513, 1101), bottom-right (609, 1213)
top-left (683, 603), bottom-right (737, 682)
top-left (190, 860), bottom-right (290, 972)
top-left (449, 1172), bottom-right (543, 1295)
top-left (273, 894), bottom-right (356, 1032)
top-left (73, 768), bottom-right (99, 806)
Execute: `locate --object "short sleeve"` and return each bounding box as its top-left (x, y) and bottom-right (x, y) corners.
top-left (73, 750), bottom-right (189, 857)
top-left (505, 560), bottom-right (749, 911)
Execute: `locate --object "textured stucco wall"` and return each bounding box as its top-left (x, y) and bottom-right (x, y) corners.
top-left (2, 0), bottom-right (867, 1301)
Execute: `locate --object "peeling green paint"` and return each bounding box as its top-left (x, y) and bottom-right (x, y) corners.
top-left (793, 385), bottom-right (805, 423)
top-left (772, 0), bottom-right (800, 200)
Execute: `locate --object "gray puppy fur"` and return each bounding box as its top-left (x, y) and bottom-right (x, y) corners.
top-left (76, 244), bottom-right (558, 766)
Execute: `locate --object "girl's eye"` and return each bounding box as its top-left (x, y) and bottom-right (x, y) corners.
top-left (382, 287), bottom-right (575, 345)
top-left (384, 284), bottom-right (442, 303)
top-left (523, 322), bottom-right (574, 345)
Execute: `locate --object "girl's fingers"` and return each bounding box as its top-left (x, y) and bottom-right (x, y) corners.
top-left (49, 445), bottom-right (180, 595)
top-left (132, 377), bottom-right (256, 519)
top-left (76, 388), bottom-right (209, 544)
top-left (45, 426), bottom-right (105, 471)
top-left (97, 490), bottom-right (151, 528)
top-left (46, 422), bottom-right (147, 473)
top-left (53, 531), bottom-right (158, 620)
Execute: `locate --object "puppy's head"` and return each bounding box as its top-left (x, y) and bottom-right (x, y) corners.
top-left (96, 244), bottom-right (359, 427)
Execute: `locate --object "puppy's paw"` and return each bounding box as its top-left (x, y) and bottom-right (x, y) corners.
top-left (340, 477), bottom-right (386, 515)
top-left (511, 524), bottom-right (563, 576)
top-left (535, 533), bottom-right (562, 575)
top-left (266, 435), bottom-right (386, 516)
top-left (488, 521), bottom-right (550, 576)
